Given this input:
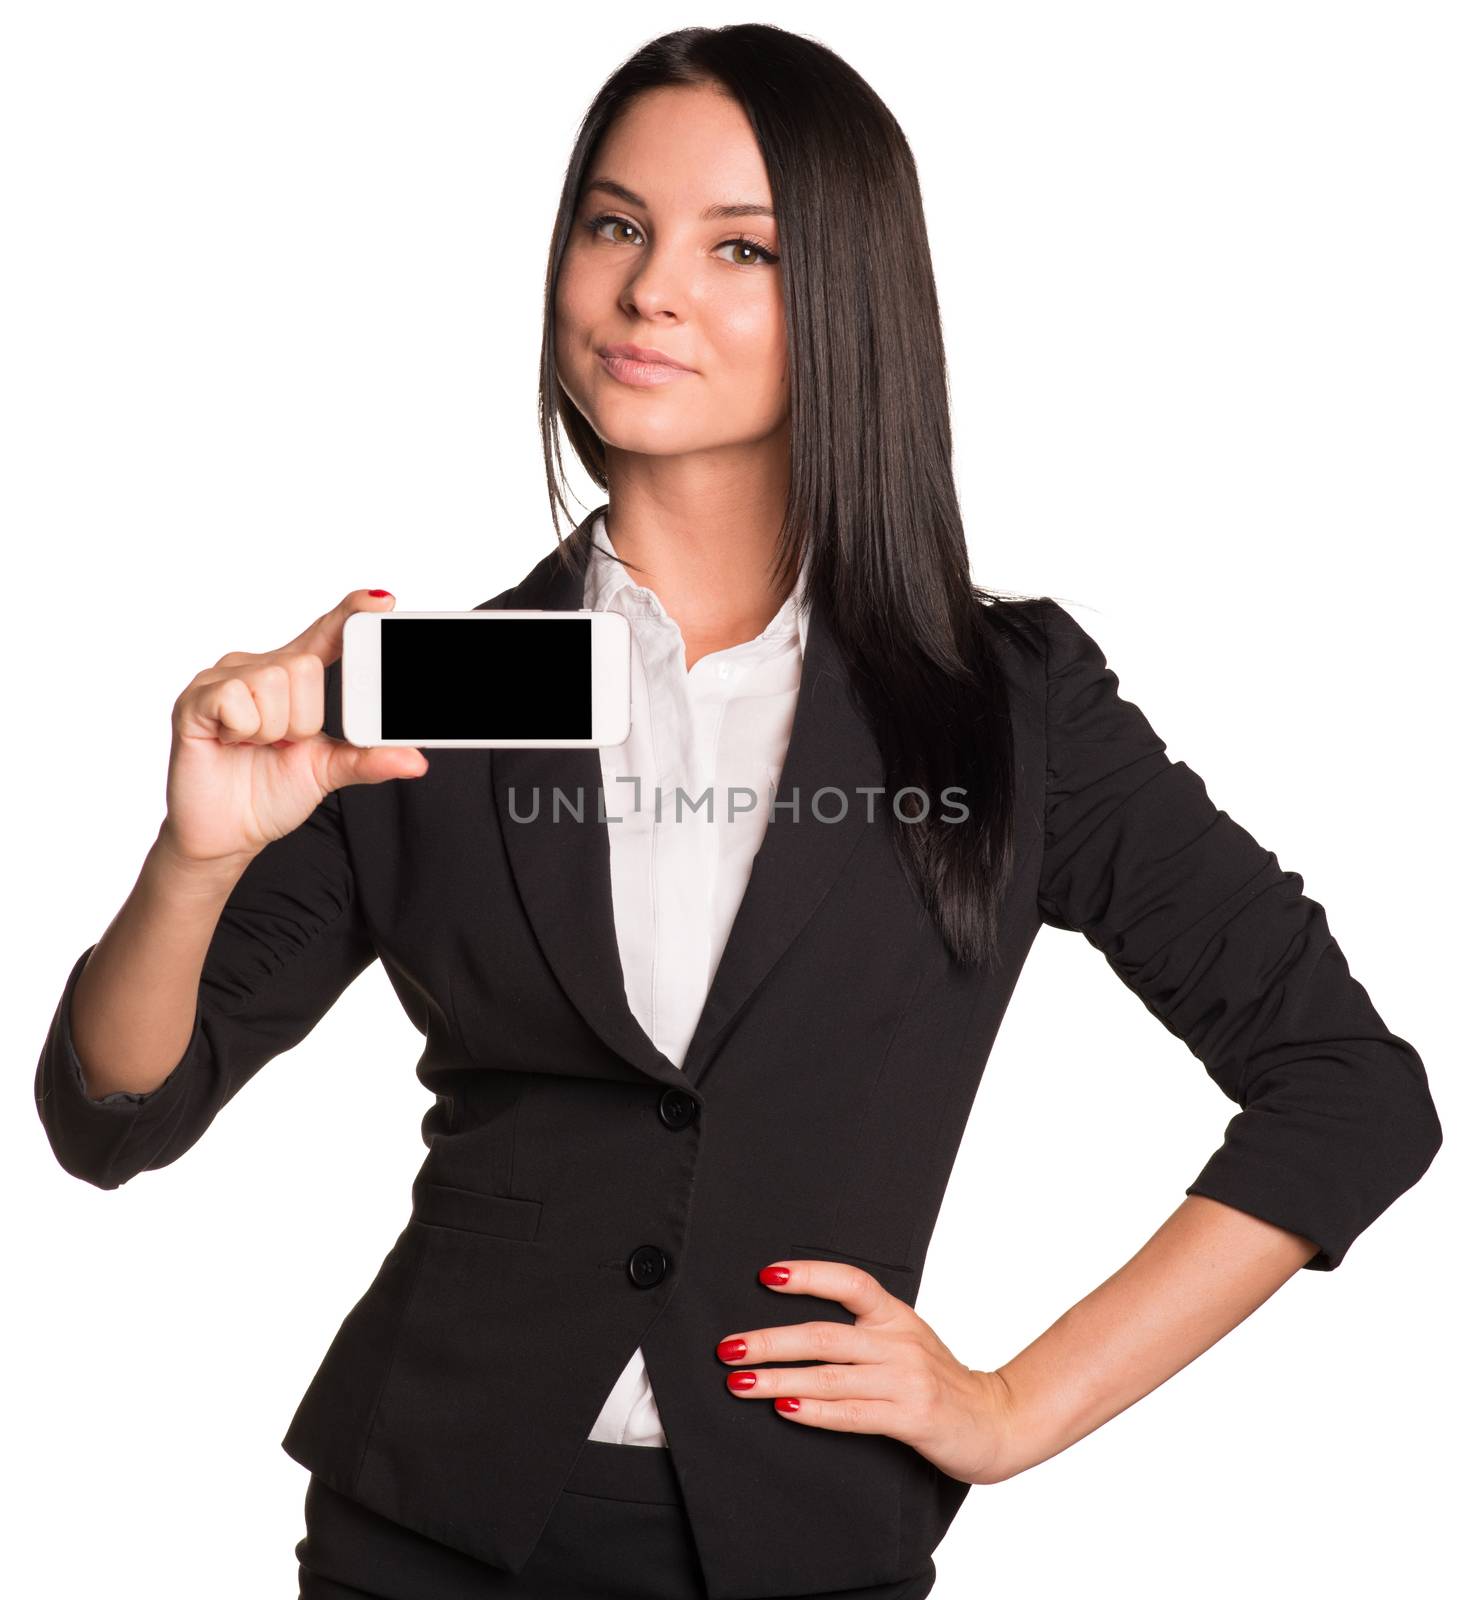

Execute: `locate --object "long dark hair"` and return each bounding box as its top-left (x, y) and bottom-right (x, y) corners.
top-left (537, 23), bottom-right (1044, 973)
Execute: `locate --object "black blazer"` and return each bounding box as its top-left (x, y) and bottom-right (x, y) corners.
top-left (36, 516), bottom-right (1442, 1599)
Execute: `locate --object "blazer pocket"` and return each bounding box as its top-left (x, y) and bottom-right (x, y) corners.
top-left (410, 1177), bottom-right (543, 1243)
top-left (789, 1241), bottom-right (915, 1279)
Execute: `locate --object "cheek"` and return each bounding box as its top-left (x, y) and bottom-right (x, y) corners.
top-left (557, 248), bottom-right (612, 342)
top-left (554, 267), bottom-right (585, 343)
top-left (553, 268), bottom-right (598, 396)
top-left (710, 292), bottom-right (787, 401)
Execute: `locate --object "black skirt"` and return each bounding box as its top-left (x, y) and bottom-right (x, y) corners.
top-left (296, 1439), bottom-right (938, 1599)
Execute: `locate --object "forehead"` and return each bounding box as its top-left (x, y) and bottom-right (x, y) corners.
top-left (586, 85), bottom-right (773, 213)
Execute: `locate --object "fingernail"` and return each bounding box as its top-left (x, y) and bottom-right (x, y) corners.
top-left (776, 1398), bottom-right (801, 1413)
top-left (717, 1339), bottom-right (747, 1362)
top-left (369, 589), bottom-right (392, 597)
top-left (759, 1266), bottom-right (791, 1286)
top-left (727, 1372), bottom-right (758, 1391)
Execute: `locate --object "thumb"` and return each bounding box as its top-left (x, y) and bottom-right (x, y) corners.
top-left (321, 740), bottom-right (429, 793)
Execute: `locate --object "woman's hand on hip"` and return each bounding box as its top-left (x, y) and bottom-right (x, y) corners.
top-left (714, 1259), bottom-right (1021, 1487)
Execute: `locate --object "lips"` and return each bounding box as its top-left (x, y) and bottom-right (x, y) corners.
top-left (598, 342), bottom-right (693, 370)
top-left (597, 345), bottom-right (695, 389)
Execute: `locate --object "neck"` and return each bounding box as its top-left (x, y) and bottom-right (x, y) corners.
top-left (601, 441), bottom-right (796, 668)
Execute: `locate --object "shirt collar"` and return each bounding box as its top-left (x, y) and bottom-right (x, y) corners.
top-left (582, 510), bottom-right (811, 660)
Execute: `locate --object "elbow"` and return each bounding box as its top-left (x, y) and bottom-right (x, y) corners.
top-left (1345, 1061), bottom-right (1443, 1258)
top-left (34, 1035), bottom-right (187, 1194)
top-left (1405, 1079), bottom-right (1444, 1183)
top-left (1380, 1030), bottom-right (1443, 1185)
top-left (35, 945), bottom-right (216, 1192)
top-left (46, 1142), bottom-right (128, 1193)
top-left (1353, 1046), bottom-right (1442, 1209)
top-left (33, 1087), bottom-right (129, 1191)
top-left (1193, 1037), bottom-right (1443, 1274)
top-left (33, 1054), bottom-right (146, 1190)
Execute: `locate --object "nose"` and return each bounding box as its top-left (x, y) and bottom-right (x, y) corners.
top-left (619, 240), bottom-right (690, 322)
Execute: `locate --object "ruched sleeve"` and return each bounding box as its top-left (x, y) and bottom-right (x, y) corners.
top-left (1036, 599), bottom-right (1441, 1271)
top-left (35, 782), bottom-right (378, 1191)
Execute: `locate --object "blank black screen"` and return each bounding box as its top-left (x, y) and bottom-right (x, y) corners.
top-left (380, 617), bottom-right (592, 739)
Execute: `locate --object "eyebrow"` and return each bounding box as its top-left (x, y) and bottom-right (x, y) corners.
top-left (581, 177), bottom-right (774, 221)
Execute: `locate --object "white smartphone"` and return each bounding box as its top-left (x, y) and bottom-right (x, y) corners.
top-left (341, 609), bottom-right (632, 748)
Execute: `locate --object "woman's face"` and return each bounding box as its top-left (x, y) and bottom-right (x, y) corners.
top-left (555, 83), bottom-right (788, 460)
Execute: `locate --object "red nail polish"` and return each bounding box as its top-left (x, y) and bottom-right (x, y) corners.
top-left (369, 589), bottom-right (392, 597)
top-left (776, 1398), bottom-right (801, 1413)
top-left (717, 1339), bottom-right (747, 1361)
top-left (759, 1266), bottom-right (791, 1286)
top-left (727, 1372), bottom-right (758, 1391)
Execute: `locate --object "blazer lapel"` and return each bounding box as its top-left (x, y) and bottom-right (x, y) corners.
top-left (680, 595), bottom-right (882, 1087)
top-left (487, 511), bottom-right (884, 1094)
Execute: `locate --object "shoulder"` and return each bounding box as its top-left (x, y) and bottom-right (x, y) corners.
top-left (971, 591), bottom-right (1110, 669)
top-left (474, 537), bottom-right (592, 612)
top-left (474, 581), bottom-right (523, 612)
top-left (969, 592), bottom-right (1101, 710)
top-left (993, 595), bottom-right (1139, 718)
top-left (475, 509), bottom-right (604, 611)
top-left (986, 594), bottom-right (1104, 677)
top-left (971, 593), bottom-right (1169, 797)
top-left (1020, 599), bottom-right (1169, 794)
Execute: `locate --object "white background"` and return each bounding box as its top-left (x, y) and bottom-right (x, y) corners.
top-left (4, 3), bottom-right (1463, 1595)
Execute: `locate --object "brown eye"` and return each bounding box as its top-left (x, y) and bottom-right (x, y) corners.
top-left (585, 212), bottom-right (644, 246)
top-left (715, 237), bottom-right (779, 268)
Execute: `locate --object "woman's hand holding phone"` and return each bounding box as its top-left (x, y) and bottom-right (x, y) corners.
top-left (159, 589), bottom-right (429, 870)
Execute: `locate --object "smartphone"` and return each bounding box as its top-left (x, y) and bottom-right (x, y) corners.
top-left (341, 609), bottom-right (632, 748)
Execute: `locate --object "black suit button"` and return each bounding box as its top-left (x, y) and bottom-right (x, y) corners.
top-left (658, 1088), bottom-right (699, 1130)
top-left (627, 1246), bottom-right (668, 1288)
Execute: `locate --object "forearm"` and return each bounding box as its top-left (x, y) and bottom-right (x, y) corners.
top-left (69, 824), bottom-right (251, 1098)
top-left (975, 1193), bottom-right (1318, 1484)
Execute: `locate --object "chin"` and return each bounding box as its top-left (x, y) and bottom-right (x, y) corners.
top-left (592, 411), bottom-right (710, 456)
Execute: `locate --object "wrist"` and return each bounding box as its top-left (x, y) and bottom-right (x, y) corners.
top-left (967, 1366), bottom-right (1039, 1486)
top-left (148, 822), bottom-right (256, 893)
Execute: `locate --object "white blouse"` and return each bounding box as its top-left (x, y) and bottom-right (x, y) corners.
top-left (581, 511), bottom-right (811, 1447)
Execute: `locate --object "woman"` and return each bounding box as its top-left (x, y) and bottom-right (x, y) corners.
top-left (35, 24), bottom-right (1441, 1600)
